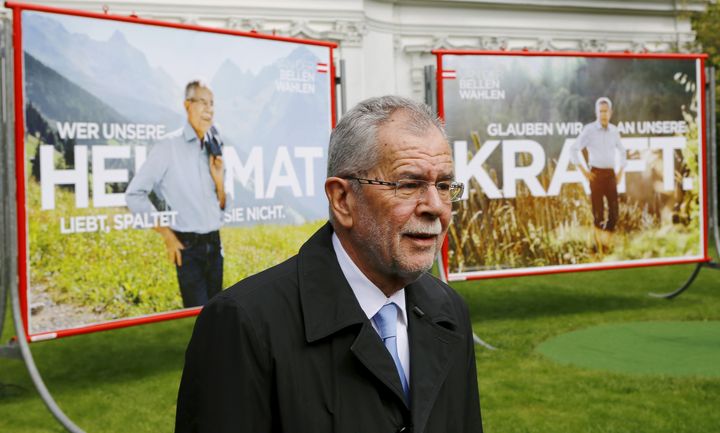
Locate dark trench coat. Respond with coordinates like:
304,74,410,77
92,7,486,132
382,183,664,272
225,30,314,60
176,223,483,433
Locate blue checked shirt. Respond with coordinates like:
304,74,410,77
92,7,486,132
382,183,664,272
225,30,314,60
126,122,223,233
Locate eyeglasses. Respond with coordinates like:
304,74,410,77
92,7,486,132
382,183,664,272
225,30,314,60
187,97,214,109
345,177,464,203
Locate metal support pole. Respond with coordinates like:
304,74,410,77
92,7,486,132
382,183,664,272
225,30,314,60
0,283,6,344
0,40,15,353
709,67,720,255
0,16,9,343
338,58,347,116
0,16,85,433
649,262,703,299
8,269,86,432
424,65,437,114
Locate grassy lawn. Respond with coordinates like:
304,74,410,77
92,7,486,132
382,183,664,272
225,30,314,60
1,259,719,432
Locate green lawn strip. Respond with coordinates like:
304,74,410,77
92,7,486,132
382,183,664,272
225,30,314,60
537,321,720,377
1,260,718,432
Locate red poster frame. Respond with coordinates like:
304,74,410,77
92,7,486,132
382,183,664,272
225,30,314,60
433,49,710,282
6,1,338,342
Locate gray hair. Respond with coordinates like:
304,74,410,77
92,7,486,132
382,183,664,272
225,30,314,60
595,96,612,112
327,95,445,178
185,80,212,100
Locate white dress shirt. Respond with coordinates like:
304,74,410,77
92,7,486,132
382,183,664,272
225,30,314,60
331,233,410,384
570,121,628,170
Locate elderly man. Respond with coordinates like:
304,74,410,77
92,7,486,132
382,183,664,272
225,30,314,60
175,96,483,433
571,96,627,254
126,80,225,308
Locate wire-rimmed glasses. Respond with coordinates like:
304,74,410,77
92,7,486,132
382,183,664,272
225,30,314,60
345,177,464,203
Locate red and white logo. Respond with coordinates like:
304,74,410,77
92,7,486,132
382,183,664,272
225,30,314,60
317,62,329,73
441,69,457,79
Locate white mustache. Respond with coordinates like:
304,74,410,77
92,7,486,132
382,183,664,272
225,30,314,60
401,219,442,236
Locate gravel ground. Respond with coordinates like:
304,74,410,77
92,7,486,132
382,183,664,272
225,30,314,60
28,285,113,335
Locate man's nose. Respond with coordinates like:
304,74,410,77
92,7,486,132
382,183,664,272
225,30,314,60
416,183,447,216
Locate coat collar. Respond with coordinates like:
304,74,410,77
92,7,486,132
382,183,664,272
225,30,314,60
298,222,460,339
298,223,367,342
298,223,465,431
406,275,463,433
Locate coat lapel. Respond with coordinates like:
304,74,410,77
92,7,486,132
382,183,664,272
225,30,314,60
297,223,409,408
350,322,409,407
406,275,464,433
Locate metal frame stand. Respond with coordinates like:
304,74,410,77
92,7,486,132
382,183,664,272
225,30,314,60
335,58,347,118
0,17,85,433
0,10,17,362
1,268,85,433
649,66,720,299
0,237,7,345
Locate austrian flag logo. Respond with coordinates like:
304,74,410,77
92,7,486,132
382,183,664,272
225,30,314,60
316,62,329,73
441,69,456,79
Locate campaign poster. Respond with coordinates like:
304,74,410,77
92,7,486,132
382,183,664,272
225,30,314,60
17,8,335,339
438,52,706,280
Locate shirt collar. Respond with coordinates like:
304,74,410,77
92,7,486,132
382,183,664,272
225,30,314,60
594,120,609,130
183,122,200,144
331,232,407,325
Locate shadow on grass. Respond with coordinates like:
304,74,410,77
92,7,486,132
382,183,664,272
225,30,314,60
450,264,708,323
462,290,652,323
0,383,29,398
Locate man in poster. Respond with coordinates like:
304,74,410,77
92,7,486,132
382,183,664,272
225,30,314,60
126,80,226,308
570,97,627,254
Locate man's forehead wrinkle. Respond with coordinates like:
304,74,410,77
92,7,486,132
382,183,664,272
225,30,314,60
380,140,451,160
385,153,453,179
383,142,452,163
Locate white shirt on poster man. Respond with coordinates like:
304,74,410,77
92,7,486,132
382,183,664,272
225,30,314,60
570,120,628,170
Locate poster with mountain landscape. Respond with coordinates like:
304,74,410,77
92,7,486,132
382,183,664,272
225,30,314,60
437,52,707,281
17,8,335,339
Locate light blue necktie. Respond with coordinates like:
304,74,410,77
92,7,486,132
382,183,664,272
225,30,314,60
373,303,410,401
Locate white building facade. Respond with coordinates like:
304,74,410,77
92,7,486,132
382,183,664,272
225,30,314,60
3,0,711,108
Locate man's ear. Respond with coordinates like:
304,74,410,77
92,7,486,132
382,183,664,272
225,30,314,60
184,100,191,115
325,177,354,229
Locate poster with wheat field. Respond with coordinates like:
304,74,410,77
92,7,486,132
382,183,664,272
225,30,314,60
438,52,707,281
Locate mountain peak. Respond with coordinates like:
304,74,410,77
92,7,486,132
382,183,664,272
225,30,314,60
108,30,127,44
217,58,242,73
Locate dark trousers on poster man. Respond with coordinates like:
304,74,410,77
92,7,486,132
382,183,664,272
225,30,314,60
590,167,619,231
174,230,223,308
